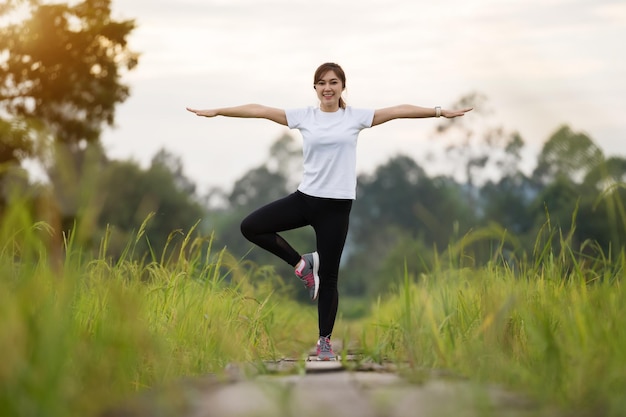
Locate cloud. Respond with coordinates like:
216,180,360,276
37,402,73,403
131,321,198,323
104,0,626,192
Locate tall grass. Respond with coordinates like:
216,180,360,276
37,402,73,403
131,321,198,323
4,189,626,417
0,201,316,417
365,218,626,417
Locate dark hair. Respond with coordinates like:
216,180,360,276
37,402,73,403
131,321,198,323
313,62,347,109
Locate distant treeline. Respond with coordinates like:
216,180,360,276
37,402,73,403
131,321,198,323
1,1,624,301
3,123,624,302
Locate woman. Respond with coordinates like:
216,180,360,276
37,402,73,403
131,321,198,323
187,62,472,361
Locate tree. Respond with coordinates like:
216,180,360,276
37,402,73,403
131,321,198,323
0,118,40,168
352,155,473,249
46,140,109,241
436,93,526,187
96,151,206,260
583,156,626,192
267,133,302,190
524,127,626,256
0,117,41,210
228,166,289,210
226,133,300,210
151,148,197,196
0,0,137,221
343,155,475,296
532,125,604,185
479,172,537,236
0,0,138,153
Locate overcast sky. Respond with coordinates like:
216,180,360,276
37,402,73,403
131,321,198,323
102,0,626,194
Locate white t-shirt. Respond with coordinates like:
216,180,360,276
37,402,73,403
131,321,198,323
286,106,375,200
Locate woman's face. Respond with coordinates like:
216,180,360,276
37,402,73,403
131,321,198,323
314,70,344,110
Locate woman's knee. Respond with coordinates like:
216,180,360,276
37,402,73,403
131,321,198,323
240,216,255,240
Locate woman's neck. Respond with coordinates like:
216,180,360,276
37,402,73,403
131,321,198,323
319,103,340,112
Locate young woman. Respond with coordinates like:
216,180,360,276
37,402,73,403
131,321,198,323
187,62,472,360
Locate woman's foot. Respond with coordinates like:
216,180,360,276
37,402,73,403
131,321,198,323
316,335,336,361
295,251,320,300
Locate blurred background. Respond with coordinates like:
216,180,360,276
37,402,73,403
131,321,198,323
1,0,625,310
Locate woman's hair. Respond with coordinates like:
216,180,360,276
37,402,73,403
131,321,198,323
313,62,347,109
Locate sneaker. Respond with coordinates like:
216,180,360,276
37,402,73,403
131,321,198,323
295,252,319,301
316,336,336,361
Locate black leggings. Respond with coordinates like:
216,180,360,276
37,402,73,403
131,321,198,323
240,190,352,338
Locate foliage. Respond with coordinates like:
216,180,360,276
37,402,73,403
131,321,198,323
0,201,316,417
352,155,475,248
479,172,537,235
95,149,207,260
0,0,138,221
204,123,626,302
0,0,138,152
363,225,626,417
228,165,289,209
533,125,604,185
342,155,475,297
3,135,626,416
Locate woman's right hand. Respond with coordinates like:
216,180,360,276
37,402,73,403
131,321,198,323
186,107,218,117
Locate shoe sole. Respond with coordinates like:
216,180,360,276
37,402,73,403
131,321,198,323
311,251,320,301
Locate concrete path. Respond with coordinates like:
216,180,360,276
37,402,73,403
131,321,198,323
100,350,557,417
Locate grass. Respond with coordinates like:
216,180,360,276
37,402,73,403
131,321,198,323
0,203,317,417
2,197,626,417
362,223,626,417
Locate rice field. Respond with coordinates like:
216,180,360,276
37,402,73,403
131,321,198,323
1,201,625,417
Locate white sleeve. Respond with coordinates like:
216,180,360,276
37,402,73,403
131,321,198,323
285,107,312,129
348,107,375,129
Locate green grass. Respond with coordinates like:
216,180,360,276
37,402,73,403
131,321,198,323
2,198,626,417
362,225,626,417
0,204,317,417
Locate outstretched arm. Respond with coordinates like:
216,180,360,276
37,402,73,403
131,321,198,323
186,104,288,126
372,105,472,127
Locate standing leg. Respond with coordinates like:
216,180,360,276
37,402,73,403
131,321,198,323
305,196,352,338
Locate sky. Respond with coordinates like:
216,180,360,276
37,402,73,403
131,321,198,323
101,0,626,195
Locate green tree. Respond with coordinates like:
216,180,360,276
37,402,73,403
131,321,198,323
0,0,138,150
583,156,626,191
532,125,604,185
479,172,536,236
352,155,473,249
45,140,108,243
528,126,626,256
267,133,302,190
96,150,206,260
228,166,289,210
344,155,474,297
0,0,137,211
151,148,198,196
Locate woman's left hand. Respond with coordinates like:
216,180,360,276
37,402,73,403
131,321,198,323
442,107,473,118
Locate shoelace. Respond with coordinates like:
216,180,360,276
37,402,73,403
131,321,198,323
301,273,314,287
318,337,333,353
296,261,314,288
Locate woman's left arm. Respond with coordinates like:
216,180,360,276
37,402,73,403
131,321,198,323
371,104,473,126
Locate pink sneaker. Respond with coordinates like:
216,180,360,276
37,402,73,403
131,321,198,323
316,336,336,361
295,252,320,300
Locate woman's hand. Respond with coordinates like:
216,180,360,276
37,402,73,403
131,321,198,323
185,104,288,125
442,107,473,118
186,107,218,117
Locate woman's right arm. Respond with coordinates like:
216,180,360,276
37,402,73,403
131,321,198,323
186,104,288,126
